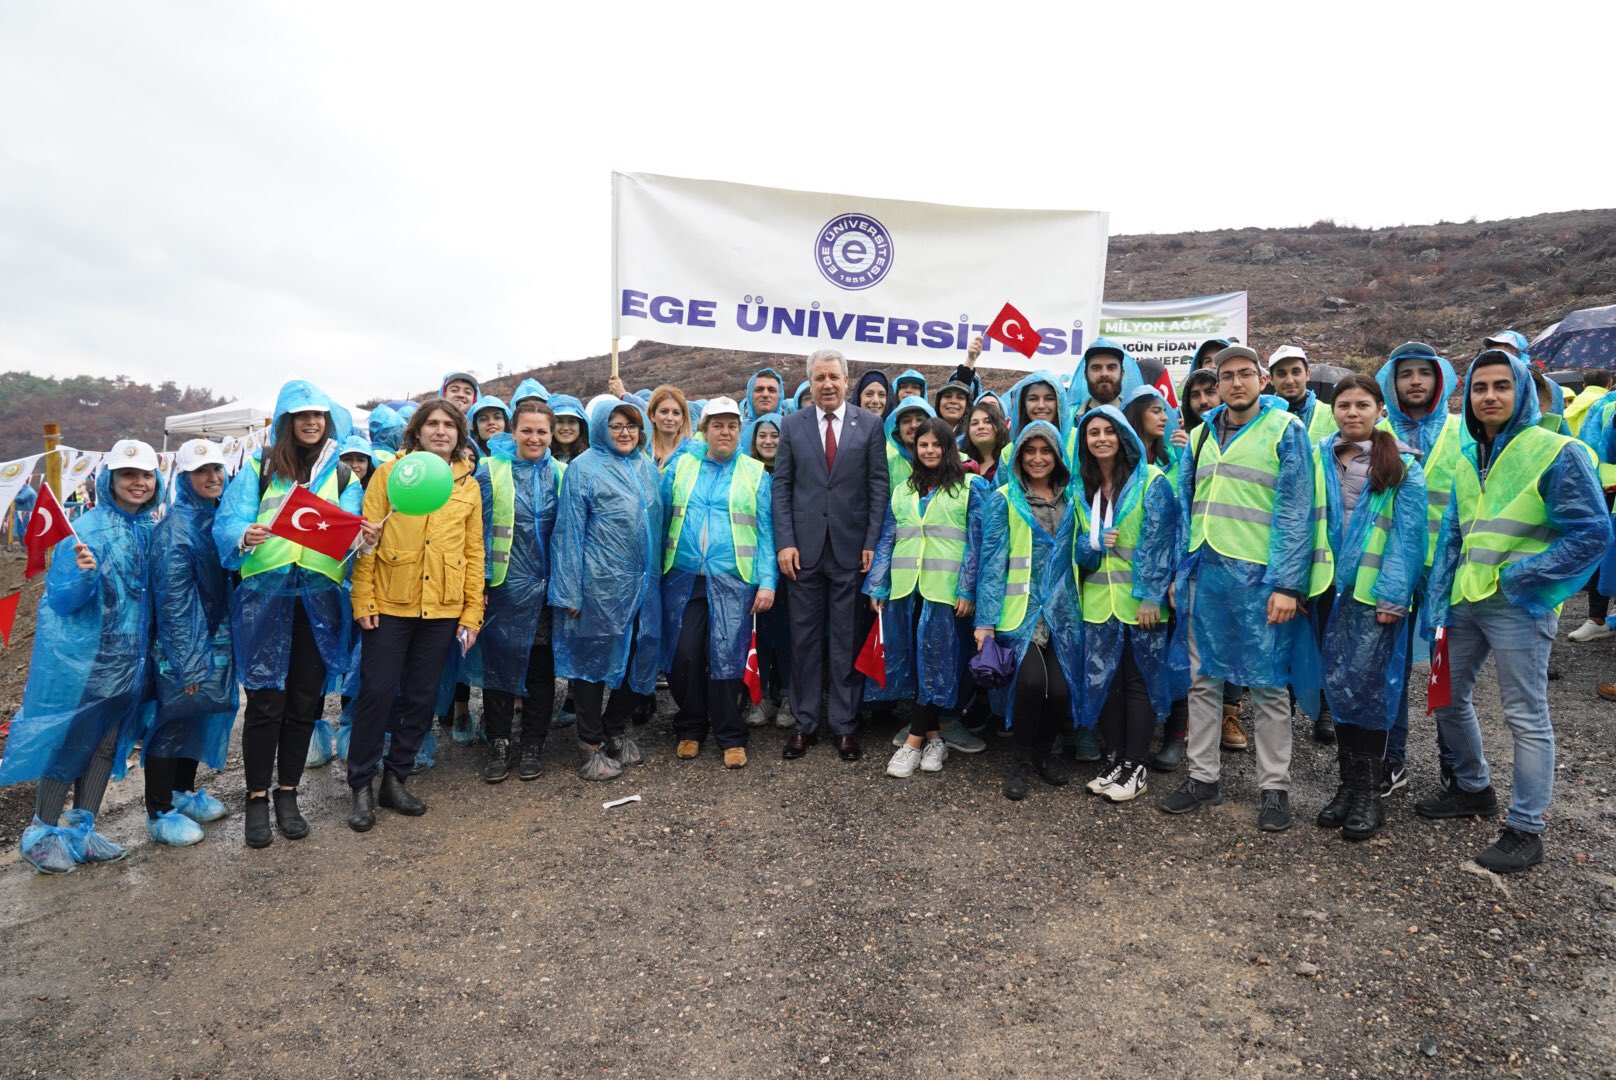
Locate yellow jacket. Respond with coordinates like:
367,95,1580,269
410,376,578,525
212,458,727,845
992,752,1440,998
1566,384,1607,437
351,455,485,627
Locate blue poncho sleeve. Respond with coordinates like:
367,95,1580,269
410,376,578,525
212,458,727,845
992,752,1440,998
975,492,1009,629
1500,444,1612,617
153,517,215,687
862,506,898,601
957,479,986,603
1134,475,1179,605
1264,421,1316,595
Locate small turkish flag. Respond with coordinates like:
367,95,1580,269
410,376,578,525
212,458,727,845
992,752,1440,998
986,302,1043,360
24,484,74,579
1425,628,1450,714
743,627,762,705
267,483,364,562
854,612,887,688
0,590,19,648
1153,368,1180,409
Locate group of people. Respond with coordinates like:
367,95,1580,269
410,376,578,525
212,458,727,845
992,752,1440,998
8,331,1614,877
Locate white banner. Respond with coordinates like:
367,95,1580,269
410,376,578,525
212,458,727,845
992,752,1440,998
59,448,105,493
1099,292,1248,385
612,172,1109,374
0,454,42,521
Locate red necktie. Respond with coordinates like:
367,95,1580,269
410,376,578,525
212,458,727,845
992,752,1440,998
824,411,838,473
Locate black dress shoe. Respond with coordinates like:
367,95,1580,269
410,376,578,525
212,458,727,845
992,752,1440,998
1148,736,1187,773
348,786,376,833
782,732,817,759
272,788,309,839
378,772,427,816
836,735,862,761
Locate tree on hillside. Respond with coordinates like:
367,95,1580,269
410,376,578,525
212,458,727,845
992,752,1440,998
0,372,229,461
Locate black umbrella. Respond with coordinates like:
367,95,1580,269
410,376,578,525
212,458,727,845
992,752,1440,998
1305,363,1356,404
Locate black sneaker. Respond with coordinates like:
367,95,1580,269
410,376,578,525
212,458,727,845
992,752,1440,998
516,740,544,781
1475,827,1544,874
482,738,512,783
1380,761,1408,797
1036,753,1071,787
1414,784,1499,820
1439,762,1457,793
1002,759,1031,801
1158,777,1223,815
1257,789,1292,832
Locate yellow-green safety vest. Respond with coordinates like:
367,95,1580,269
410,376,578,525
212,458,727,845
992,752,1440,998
994,492,1035,632
1074,466,1164,625
1188,409,1332,596
1339,480,1400,606
664,452,764,585
1306,400,1338,442
486,457,517,587
240,457,346,584
1451,426,1582,605
888,481,970,603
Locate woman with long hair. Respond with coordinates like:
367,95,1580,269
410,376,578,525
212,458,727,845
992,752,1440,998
867,418,987,777
468,395,511,460
214,382,368,849
549,395,591,463
346,398,485,831
1071,407,1181,803
974,421,1084,801
646,385,694,472
1314,373,1426,840
743,411,793,730
963,399,1011,485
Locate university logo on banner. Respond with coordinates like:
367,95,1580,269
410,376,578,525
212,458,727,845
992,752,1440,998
612,172,1109,375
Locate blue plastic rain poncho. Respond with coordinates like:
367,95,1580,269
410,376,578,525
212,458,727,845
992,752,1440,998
1121,384,1184,481
1425,351,1612,631
367,404,405,453
12,481,35,539
659,440,778,679
146,469,238,768
743,366,787,421
1071,406,1183,724
468,394,512,457
1177,398,1318,689
339,433,392,473
863,464,986,711
1316,432,1427,731
466,433,562,694
1069,338,1145,414
892,368,929,405
1004,371,1073,446
973,421,1084,731
791,381,812,412
548,394,588,462
549,399,664,692
0,467,162,787
1577,389,1616,456
1376,343,1459,459
864,398,939,700
510,378,550,406
214,381,363,690
396,401,419,422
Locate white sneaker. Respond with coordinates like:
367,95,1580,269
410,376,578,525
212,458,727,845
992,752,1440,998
886,743,923,778
774,701,796,730
1568,619,1612,643
745,704,768,728
1103,762,1149,802
920,738,947,773
1086,758,1126,795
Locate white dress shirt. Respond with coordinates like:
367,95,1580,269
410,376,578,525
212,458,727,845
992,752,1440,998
818,401,847,454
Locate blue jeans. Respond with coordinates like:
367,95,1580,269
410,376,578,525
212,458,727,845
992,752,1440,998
1432,596,1557,834
1388,598,1453,768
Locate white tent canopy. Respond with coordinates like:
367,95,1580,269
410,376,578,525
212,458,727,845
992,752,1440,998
163,402,270,440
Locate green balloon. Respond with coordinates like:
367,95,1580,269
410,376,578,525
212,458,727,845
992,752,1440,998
387,451,453,515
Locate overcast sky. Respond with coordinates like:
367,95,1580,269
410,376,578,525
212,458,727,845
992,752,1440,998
2,2,1609,410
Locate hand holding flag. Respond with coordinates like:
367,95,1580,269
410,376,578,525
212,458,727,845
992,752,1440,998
267,483,365,562
24,483,75,579
986,302,1044,360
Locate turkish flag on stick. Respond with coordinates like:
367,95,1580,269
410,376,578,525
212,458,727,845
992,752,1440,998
986,302,1044,360
854,611,886,688
24,483,75,579
1425,627,1451,714
1153,368,1180,409
267,483,365,562
743,623,763,705
0,590,19,647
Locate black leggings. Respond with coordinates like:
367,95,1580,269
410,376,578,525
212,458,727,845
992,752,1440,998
35,725,121,824
484,639,556,743
1098,640,1154,764
242,600,326,792
572,619,649,747
1011,642,1071,759
1336,722,1388,758
144,757,200,817
908,703,941,739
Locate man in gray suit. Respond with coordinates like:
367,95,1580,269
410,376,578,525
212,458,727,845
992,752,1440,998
772,348,889,761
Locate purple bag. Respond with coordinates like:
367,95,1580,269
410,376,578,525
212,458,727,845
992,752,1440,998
967,635,1017,689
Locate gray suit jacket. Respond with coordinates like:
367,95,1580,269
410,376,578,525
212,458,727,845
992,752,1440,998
772,402,888,571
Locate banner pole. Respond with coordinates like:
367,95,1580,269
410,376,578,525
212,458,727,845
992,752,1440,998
611,338,620,380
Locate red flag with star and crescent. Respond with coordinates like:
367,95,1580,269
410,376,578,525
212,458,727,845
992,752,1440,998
1425,627,1450,714
854,612,886,688
267,483,364,562
986,302,1043,360
743,628,763,705
24,483,75,579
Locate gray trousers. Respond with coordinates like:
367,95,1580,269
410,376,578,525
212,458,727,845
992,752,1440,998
1185,579,1292,792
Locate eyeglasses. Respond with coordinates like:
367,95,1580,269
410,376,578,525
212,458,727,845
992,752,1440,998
607,423,638,435
1217,369,1262,384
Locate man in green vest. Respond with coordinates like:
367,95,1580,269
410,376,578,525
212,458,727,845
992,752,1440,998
1159,346,1326,832
1268,346,1338,443
1417,349,1611,873
660,397,777,769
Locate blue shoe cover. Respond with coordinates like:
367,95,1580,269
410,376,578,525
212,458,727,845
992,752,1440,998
60,809,128,864
451,711,484,745
553,710,577,729
334,719,351,761
412,728,438,773
306,719,336,766
173,788,227,823
146,809,205,847
20,818,77,874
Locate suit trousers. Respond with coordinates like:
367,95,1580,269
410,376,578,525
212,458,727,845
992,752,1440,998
787,552,863,736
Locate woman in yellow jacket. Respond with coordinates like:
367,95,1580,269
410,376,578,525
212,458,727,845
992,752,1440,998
345,399,485,832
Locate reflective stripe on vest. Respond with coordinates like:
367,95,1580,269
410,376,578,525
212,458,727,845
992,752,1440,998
1420,413,1464,568
663,452,764,584
1075,466,1163,625
240,458,346,584
1451,425,1571,605
888,481,970,603
995,493,1035,632
487,457,516,587
1341,488,1397,606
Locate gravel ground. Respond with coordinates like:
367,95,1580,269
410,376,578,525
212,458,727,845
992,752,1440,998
1,596,1613,1078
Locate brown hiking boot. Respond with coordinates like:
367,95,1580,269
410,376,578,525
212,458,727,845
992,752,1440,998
1220,705,1248,751
723,747,747,769
676,739,701,760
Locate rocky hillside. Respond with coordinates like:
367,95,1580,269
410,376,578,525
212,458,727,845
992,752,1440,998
482,208,1616,403
0,373,228,463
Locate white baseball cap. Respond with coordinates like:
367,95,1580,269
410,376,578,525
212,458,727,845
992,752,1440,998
107,439,160,472
1267,346,1309,367
175,438,228,472
702,396,742,420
